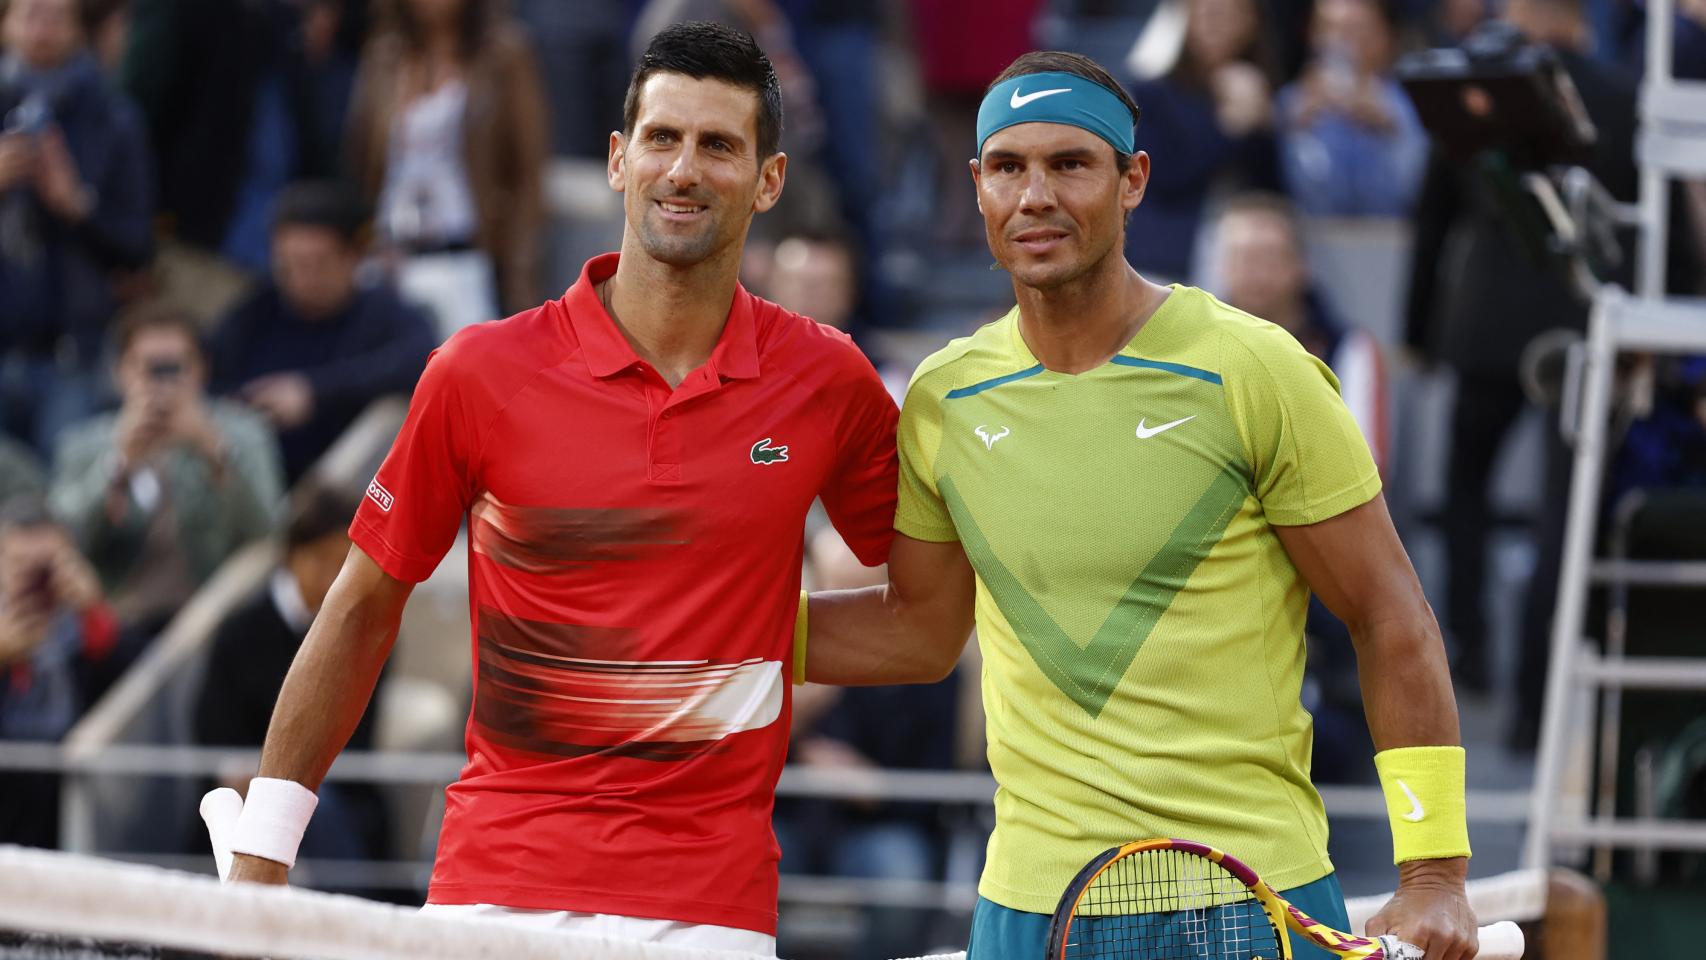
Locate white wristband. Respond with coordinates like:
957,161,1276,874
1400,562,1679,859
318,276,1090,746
227,777,318,868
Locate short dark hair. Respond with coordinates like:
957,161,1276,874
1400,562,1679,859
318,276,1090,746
113,300,203,359
272,180,370,247
284,479,363,553
624,21,783,159
987,51,1143,172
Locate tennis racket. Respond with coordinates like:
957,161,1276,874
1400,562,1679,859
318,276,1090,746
1046,838,1524,960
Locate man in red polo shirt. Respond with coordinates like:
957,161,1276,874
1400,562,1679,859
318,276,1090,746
209,22,897,953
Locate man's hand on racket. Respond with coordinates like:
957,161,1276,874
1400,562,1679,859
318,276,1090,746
1365,858,1478,960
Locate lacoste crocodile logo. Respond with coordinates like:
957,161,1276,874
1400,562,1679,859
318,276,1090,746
750,438,790,465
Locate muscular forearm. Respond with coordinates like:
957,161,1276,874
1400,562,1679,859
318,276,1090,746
255,558,408,789
1353,611,1473,924
1275,499,1470,949
1351,608,1461,751
804,585,971,686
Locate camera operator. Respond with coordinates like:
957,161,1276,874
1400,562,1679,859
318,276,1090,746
49,304,284,635
0,494,122,847
1402,0,1638,745
0,0,153,456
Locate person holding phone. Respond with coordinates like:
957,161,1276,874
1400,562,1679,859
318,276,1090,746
0,0,154,456
0,494,120,847
49,303,284,634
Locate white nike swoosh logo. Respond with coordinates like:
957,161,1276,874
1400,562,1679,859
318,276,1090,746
1398,779,1426,822
1010,87,1071,109
1134,415,1196,439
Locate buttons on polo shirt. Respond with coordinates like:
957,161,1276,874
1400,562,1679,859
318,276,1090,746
651,399,684,484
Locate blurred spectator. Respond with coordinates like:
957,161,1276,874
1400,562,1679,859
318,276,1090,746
1404,0,1637,728
779,526,959,960
508,0,625,159
911,0,1044,248
1421,0,1492,44
763,231,858,331
0,432,43,504
1212,191,1387,782
49,303,284,634
1125,0,1280,281
1277,0,1429,216
346,0,548,332
757,227,917,400
299,0,367,177
209,181,435,483
1608,357,1706,506
192,479,391,862
1596,0,1706,73
775,1,886,320
123,0,341,319
1214,192,1389,469
83,0,127,75
0,0,153,456
1677,0,1706,76
0,495,124,847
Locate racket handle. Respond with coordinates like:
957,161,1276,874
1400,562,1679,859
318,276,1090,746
1473,921,1525,960
1379,921,1525,960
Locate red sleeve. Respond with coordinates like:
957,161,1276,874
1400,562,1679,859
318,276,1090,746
349,340,485,582
819,348,900,567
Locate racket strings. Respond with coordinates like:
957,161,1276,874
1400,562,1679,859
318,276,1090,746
1063,849,1286,960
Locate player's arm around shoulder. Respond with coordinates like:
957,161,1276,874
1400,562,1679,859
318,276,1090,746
804,532,977,687
803,343,979,687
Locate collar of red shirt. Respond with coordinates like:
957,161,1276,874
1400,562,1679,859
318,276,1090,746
564,252,761,382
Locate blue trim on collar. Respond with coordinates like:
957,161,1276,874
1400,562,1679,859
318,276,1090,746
1110,356,1223,385
945,364,1047,399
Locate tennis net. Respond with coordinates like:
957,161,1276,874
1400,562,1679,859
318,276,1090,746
0,845,1548,960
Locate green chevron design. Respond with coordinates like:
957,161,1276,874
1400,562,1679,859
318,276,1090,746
940,468,1249,718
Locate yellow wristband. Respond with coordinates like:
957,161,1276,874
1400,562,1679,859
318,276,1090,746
1373,745,1472,864
792,590,809,685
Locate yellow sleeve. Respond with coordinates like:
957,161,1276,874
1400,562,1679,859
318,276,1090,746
1222,326,1382,526
894,375,959,543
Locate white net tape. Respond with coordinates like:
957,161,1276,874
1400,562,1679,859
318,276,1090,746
0,846,953,960
0,846,1548,960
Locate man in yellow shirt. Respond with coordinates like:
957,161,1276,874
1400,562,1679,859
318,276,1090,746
803,50,1479,960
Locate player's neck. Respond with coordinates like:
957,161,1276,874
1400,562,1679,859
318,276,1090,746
605,242,743,388
1013,257,1170,375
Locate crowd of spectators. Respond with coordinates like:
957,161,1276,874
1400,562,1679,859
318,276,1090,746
1,0,1705,955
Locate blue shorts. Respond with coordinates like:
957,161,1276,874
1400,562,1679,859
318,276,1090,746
966,871,1350,960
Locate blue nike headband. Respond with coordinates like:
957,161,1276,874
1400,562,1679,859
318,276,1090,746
976,71,1137,158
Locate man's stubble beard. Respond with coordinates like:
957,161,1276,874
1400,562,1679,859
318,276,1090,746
635,211,725,267
1005,229,1121,294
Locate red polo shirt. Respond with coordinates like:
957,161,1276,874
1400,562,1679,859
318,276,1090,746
349,253,898,933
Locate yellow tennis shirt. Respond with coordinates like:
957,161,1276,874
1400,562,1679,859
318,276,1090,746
896,286,1383,913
